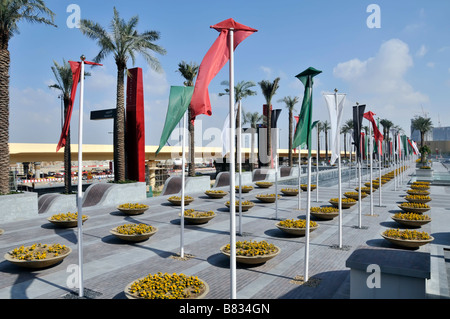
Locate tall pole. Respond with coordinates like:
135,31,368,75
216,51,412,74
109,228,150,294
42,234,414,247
77,56,85,298
304,76,312,282
228,28,237,299
335,89,343,248
238,101,242,235
369,124,374,216
180,112,186,259
275,127,279,219
298,146,301,210
316,128,319,202
378,141,382,206
356,104,362,229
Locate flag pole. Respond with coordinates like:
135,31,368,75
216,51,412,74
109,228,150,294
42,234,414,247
335,89,343,248
238,101,242,235
316,128,319,202
180,111,186,259
77,55,85,298
275,127,279,219
369,124,374,216
228,28,237,300
304,76,312,282
356,104,362,229
298,145,301,210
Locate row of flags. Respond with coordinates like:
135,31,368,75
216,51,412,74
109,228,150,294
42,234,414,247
55,17,420,299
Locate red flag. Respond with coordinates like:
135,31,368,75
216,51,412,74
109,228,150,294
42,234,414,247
56,60,102,152
363,111,383,143
189,18,257,122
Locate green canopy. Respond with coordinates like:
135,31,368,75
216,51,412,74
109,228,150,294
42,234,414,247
292,67,322,156
155,86,194,156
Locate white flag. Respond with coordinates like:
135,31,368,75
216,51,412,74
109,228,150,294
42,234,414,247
323,92,346,165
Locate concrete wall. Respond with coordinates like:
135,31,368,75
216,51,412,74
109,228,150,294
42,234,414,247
0,191,38,223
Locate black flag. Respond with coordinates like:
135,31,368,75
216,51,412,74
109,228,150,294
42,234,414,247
352,104,366,162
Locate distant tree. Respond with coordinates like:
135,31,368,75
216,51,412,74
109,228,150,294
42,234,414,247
341,119,354,160
411,116,433,164
80,7,166,182
258,78,280,167
0,0,56,194
278,96,299,167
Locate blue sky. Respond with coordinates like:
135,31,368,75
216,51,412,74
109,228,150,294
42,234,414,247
8,0,450,150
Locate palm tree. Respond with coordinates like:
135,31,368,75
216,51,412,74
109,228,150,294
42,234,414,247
79,7,166,182
322,120,331,164
49,59,89,194
341,119,353,160
243,111,263,170
258,77,280,168
411,116,433,164
316,121,323,164
0,0,55,194
177,61,199,177
219,80,257,167
278,96,299,167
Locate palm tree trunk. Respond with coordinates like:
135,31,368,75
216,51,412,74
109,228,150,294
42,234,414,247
288,110,293,167
188,108,195,177
0,48,10,194
115,64,126,182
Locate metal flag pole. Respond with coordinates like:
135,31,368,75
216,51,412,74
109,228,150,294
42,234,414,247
335,89,343,248
228,28,237,299
238,101,243,235
356,104,362,229
379,140,382,206
304,76,312,282
369,124,374,216
316,128,319,202
76,56,86,298
180,111,186,259
298,146,301,210
275,127,279,219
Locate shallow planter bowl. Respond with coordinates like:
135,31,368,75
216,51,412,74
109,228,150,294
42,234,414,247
47,216,88,228
276,222,319,236
167,198,194,206
235,187,253,193
225,202,254,212
280,189,299,196
300,185,316,191
329,200,356,209
117,205,149,215
310,211,339,220
255,195,279,203
124,276,209,299
204,191,227,199
405,197,431,204
180,213,216,224
255,182,273,188
391,216,431,228
344,193,368,200
398,204,430,214
220,244,280,265
381,233,434,248
110,226,158,242
4,246,72,269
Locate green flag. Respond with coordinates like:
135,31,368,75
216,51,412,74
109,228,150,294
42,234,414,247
155,86,194,156
292,67,322,156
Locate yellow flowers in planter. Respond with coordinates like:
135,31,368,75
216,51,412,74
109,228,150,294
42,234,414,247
393,213,430,221
49,212,87,221
279,219,317,228
405,195,431,201
400,202,430,209
235,185,253,190
168,196,193,201
382,229,431,241
184,209,214,218
118,203,148,209
205,190,226,194
330,198,356,203
10,243,68,261
115,223,155,235
256,194,281,198
407,189,429,195
281,188,298,192
225,200,253,206
223,240,277,257
310,206,338,213
128,272,205,299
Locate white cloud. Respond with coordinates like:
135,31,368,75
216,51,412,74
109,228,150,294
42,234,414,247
143,67,169,97
333,38,429,132
260,66,272,79
426,62,435,68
